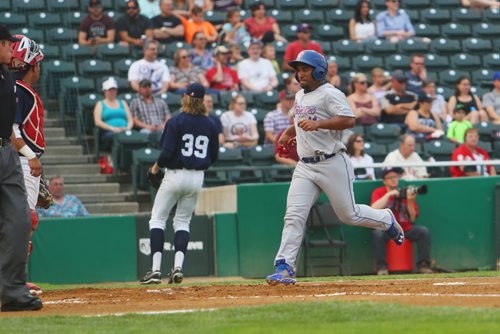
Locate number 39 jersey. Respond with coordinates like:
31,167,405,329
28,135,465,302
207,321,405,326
157,112,220,170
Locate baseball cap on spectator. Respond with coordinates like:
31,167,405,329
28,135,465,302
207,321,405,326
185,83,205,99
493,72,500,81
297,23,312,33
249,38,263,48
215,45,230,55
0,25,20,42
391,70,407,83
102,77,118,91
279,89,295,100
418,92,434,103
454,103,466,113
381,167,404,179
139,79,152,87
88,0,101,6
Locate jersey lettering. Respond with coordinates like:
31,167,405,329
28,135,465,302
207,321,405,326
181,134,209,158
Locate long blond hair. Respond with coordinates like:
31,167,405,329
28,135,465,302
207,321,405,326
181,95,207,116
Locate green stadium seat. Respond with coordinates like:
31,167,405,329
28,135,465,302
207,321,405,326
431,38,461,55
12,0,46,13
207,147,244,185
12,28,44,43
385,54,411,71
315,24,344,41
255,90,279,110
112,131,151,174
161,93,183,111
58,76,96,124
353,55,384,72
46,27,78,45
423,140,456,161
0,13,27,29
403,0,431,9
96,43,131,61
484,8,500,23
131,148,161,196
204,10,226,25
442,23,472,39
42,59,77,99
424,54,449,71
293,9,324,24
366,123,402,145
482,53,500,68
281,24,300,41
414,23,441,39
439,69,469,86
78,93,102,135
398,38,430,54
333,39,364,56
452,7,483,24
267,9,293,24
401,9,420,22
248,108,269,123
78,59,114,78
475,122,500,143
48,0,80,12
471,69,495,87
365,39,398,56
494,38,500,50
362,142,388,163
434,0,461,8
239,9,251,21
117,92,136,105
96,0,114,11
62,43,96,61
450,53,482,70
245,0,275,9
325,55,351,72
39,44,60,60
64,11,84,30
371,0,388,10
245,145,275,166
325,9,353,26
317,40,332,54
462,38,493,55
435,86,454,100
310,0,340,10
277,0,305,10
28,12,62,29
0,1,12,11
470,86,488,99
114,58,134,77
421,8,451,24
473,23,500,38
478,141,493,155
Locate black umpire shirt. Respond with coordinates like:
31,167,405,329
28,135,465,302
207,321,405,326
0,64,16,138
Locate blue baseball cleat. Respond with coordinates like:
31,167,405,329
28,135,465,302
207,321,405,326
385,209,404,246
266,259,296,285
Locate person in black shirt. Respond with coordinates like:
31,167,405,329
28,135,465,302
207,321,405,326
0,25,42,312
140,83,219,285
380,70,418,128
116,0,154,47
151,0,185,45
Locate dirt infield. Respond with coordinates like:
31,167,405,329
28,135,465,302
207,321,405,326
2,276,500,317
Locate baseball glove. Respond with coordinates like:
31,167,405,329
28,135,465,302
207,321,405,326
36,177,54,209
277,137,297,158
147,167,165,189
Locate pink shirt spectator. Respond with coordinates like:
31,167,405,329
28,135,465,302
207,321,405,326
283,41,323,65
244,16,276,39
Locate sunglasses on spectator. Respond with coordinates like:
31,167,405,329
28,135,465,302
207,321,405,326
180,55,189,59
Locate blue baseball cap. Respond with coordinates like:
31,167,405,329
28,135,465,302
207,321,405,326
493,72,500,81
185,83,205,99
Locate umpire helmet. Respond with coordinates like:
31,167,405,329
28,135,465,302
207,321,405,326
288,50,327,81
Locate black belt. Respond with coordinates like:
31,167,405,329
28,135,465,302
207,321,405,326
301,153,336,164
0,137,10,148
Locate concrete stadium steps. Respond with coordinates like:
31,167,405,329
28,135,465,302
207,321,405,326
52,174,109,184
44,118,61,127
43,145,83,155
63,183,120,195
44,127,65,137
41,155,95,165
85,202,139,215
45,137,80,146
43,164,100,176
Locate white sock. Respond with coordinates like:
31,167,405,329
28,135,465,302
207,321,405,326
152,252,162,272
174,251,184,270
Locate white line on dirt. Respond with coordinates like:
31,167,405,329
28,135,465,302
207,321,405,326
84,308,217,317
44,298,85,305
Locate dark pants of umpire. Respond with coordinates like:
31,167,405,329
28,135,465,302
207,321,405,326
0,145,32,306
373,225,431,270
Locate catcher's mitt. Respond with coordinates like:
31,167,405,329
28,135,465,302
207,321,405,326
36,177,54,209
277,137,296,158
147,167,165,189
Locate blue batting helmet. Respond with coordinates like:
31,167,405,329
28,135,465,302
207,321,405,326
288,50,327,81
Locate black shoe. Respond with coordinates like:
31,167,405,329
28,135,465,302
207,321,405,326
140,270,161,284
1,296,43,312
167,267,183,284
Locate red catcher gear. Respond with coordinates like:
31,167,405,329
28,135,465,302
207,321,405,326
16,80,45,151
8,34,44,71
31,209,39,231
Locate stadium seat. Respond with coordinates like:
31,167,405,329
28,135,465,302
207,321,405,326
281,24,300,41
77,93,102,135
325,9,353,26
452,7,483,24
403,0,431,8
421,8,451,24
333,39,364,56
401,9,420,22
434,0,461,8
161,93,182,111
473,23,500,38
28,12,62,29
276,0,305,10
97,0,114,11
442,23,472,39
475,122,499,143
255,90,279,110
439,69,470,86
131,148,161,196
325,55,351,72
244,145,276,166
207,147,245,185
114,58,134,77
450,53,482,70
96,43,131,61
12,28,44,43
362,142,388,163
0,1,11,11
366,123,402,145
310,0,340,10
431,38,461,55
64,11,84,29
462,38,493,55
112,131,151,174
245,0,275,9
484,8,500,23
62,44,96,61
317,40,333,54
493,38,500,50
353,55,384,72
471,86,488,100
315,24,344,41
42,60,77,99
435,86,454,100
46,27,78,45
414,23,441,39
385,54,411,71
293,9,324,24
365,39,398,56
0,13,27,29
398,38,430,54
48,0,80,12
482,53,500,68
424,54,449,71
39,44,60,60
248,107,269,123
204,10,226,25
471,69,495,87
423,140,457,161
267,9,293,24
12,0,46,13
58,76,96,124
78,59,114,78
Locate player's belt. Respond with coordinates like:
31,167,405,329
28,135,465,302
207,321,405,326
301,153,336,164
0,138,11,148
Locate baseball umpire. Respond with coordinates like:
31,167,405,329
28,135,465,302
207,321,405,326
141,83,219,285
267,50,405,285
0,25,42,311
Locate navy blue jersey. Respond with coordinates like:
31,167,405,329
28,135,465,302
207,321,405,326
157,112,219,170
208,113,223,135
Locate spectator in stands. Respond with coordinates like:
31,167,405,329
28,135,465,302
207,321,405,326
371,167,432,275
130,79,170,133
211,0,242,11
462,0,500,9
383,134,428,180
37,176,90,218
451,128,497,177
238,39,278,93
448,76,488,125
206,45,239,92
93,78,134,151
222,9,251,46
380,70,417,127
376,0,415,43
152,0,185,45
368,67,390,102
447,104,473,144
170,48,210,94
172,0,190,17
283,23,323,72
274,111,298,167
182,5,218,44
405,54,427,95
326,60,349,96
227,42,244,68
347,73,380,126
422,79,450,124
78,0,115,46
188,32,214,70
203,94,225,145
283,76,301,95
220,94,259,148
116,0,154,47
262,44,280,75
346,134,375,180
128,40,170,94
244,1,286,44
348,0,376,43
482,72,500,124
264,90,295,144
405,92,444,142
139,0,161,18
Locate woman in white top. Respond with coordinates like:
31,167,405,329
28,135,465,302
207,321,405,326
422,79,450,124
347,73,381,126
346,134,376,180
349,0,376,43
220,94,259,148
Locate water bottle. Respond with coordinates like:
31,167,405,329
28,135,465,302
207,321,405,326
470,106,477,113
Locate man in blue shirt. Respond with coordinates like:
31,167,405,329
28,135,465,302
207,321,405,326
376,0,415,43
405,54,427,95
37,176,89,218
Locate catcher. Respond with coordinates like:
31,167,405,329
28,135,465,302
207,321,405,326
8,35,51,295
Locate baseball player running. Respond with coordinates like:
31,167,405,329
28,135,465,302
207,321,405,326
267,50,404,285
8,35,46,294
141,83,219,285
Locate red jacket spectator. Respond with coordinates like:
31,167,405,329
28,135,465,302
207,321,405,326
283,23,323,72
450,128,496,177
